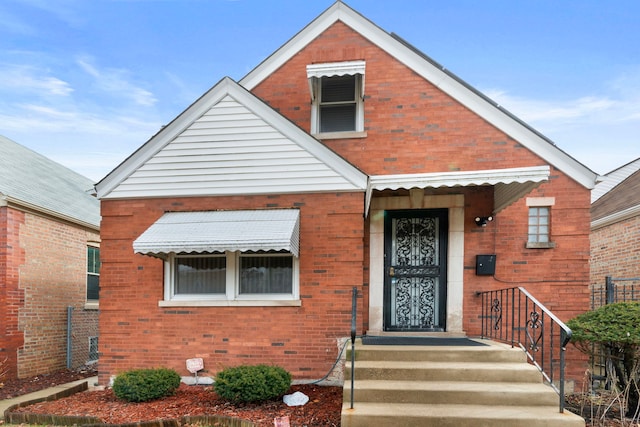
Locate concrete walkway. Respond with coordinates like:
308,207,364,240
0,376,98,417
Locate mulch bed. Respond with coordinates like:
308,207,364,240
6,382,343,427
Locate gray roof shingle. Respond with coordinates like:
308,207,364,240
0,135,100,228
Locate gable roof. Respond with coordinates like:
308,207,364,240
95,77,367,199
591,159,640,229
0,135,100,229
591,158,640,203
240,1,598,190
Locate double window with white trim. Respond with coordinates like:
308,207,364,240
133,209,301,306
166,251,298,302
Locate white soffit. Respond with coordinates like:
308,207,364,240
133,209,300,258
366,165,550,214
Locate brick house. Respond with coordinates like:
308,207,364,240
590,159,640,283
0,135,101,380
95,2,598,385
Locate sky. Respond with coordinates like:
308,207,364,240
1,0,639,182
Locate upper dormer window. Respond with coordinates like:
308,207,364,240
307,61,365,137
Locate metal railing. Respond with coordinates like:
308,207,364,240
478,287,572,413
591,276,640,309
349,286,357,409
589,276,640,388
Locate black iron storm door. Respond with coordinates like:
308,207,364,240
383,209,448,331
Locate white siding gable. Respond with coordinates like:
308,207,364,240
97,78,367,199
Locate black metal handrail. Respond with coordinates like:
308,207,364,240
350,286,357,409
477,287,572,413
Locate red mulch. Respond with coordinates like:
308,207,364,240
0,368,95,400
4,372,342,427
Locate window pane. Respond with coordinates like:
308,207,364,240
87,274,99,300
321,75,355,102
176,257,225,294
88,336,99,361
320,104,356,132
87,247,100,274
240,256,293,294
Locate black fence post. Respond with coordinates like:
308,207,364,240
605,276,614,304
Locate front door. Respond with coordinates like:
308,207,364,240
384,209,448,331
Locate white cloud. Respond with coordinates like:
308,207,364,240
481,77,640,174
0,65,73,96
77,57,157,107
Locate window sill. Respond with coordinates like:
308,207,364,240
158,299,302,307
313,131,367,140
525,241,556,249
84,301,99,310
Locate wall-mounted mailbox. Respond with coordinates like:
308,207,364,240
476,254,496,276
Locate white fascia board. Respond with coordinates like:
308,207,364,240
239,2,597,190
591,204,640,230
96,78,237,199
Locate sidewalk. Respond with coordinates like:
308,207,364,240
0,376,98,417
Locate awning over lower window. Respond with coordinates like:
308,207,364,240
366,166,550,214
133,209,300,258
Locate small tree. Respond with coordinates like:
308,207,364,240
567,302,640,418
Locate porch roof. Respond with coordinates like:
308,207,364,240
133,209,300,258
365,165,550,214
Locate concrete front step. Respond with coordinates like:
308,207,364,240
341,338,585,426
346,360,544,383
344,379,559,406
351,341,528,363
341,402,586,427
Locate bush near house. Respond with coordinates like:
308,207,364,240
214,365,291,403
567,302,640,417
112,368,181,402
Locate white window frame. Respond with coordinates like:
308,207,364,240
85,245,100,309
160,251,300,307
307,60,366,138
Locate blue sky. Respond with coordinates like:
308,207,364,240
1,0,638,182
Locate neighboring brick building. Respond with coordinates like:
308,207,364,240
590,159,640,284
95,2,597,385
0,135,100,379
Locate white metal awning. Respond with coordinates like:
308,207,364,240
306,60,366,101
133,209,300,258
366,166,550,214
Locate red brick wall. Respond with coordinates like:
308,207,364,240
0,205,99,379
251,21,591,381
591,216,640,284
98,20,591,385
253,21,545,175
98,193,365,384
253,22,591,323
0,206,25,379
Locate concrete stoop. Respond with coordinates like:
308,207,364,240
341,338,585,427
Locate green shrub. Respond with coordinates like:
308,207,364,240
214,364,291,403
112,368,181,402
568,302,640,417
